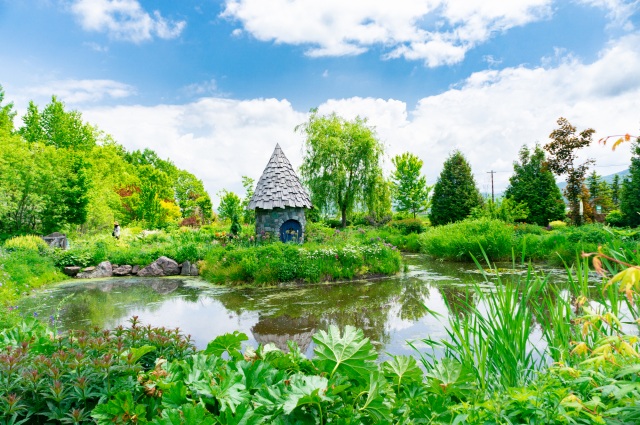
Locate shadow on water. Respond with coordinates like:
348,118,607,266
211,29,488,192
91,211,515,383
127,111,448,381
18,254,597,359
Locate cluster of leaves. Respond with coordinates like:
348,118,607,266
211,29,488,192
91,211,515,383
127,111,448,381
0,316,195,424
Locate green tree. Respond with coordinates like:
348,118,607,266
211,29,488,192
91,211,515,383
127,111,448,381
620,140,640,227
241,176,255,224
298,111,383,228
429,151,482,226
586,171,614,214
544,117,595,225
218,190,243,223
611,174,620,207
20,96,98,151
391,152,432,218
504,145,565,226
366,174,393,225
0,86,16,136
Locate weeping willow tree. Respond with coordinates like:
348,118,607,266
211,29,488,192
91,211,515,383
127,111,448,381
298,111,383,227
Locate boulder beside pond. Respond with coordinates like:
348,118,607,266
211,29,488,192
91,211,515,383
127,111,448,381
63,266,81,277
76,261,113,279
180,260,199,276
138,256,180,277
113,265,133,276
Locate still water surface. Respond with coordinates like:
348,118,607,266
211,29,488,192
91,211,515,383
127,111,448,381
19,255,575,359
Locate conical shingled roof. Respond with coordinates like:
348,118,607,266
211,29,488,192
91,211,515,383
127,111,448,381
248,144,312,210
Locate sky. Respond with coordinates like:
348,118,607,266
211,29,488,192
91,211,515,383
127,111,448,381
1,0,639,199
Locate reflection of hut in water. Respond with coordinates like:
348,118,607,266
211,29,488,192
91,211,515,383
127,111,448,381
251,315,318,352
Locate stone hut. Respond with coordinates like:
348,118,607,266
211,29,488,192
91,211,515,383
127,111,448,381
248,144,312,242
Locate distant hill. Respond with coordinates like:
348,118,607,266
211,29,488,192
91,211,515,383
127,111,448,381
557,169,629,190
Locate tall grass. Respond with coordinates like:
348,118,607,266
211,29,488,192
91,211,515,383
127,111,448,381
417,258,544,391
419,218,515,261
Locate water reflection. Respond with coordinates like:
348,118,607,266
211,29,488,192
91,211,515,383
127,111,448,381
18,255,595,358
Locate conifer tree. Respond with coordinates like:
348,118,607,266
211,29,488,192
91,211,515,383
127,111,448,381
620,140,640,227
429,151,482,226
505,145,565,226
611,174,620,207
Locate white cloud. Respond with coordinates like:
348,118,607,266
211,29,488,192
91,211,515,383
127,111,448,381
83,98,307,199
577,0,640,30
71,35,640,201
21,79,135,104
70,0,186,42
221,0,553,66
182,79,220,97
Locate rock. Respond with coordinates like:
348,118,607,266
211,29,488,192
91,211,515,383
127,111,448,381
63,266,81,277
189,263,199,276
137,262,164,277
156,256,180,276
180,260,191,276
113,265,132,276
131,265,140,275
76,261,112,279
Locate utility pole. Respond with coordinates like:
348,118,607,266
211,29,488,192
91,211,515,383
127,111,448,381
487,170,496,203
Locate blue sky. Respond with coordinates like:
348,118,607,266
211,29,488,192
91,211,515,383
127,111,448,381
1,0,639,197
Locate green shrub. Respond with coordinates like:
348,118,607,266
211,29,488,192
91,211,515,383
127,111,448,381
420,219,514,261
548,220,567,229
389,218,426,234
3,235,50,254
0,249,65,305
201,241,401,285
513,223,545,236
605,209,625,227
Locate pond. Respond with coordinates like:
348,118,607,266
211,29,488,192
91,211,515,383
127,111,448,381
18,255,586,360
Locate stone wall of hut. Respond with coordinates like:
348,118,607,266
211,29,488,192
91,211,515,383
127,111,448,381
255,207,306,241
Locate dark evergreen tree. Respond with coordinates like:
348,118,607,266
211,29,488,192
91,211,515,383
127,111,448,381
504,145,565,226
429,151,482,226
620,140,640,227
611,174,620,207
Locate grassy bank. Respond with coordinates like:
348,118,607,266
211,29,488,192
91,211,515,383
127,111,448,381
2,244,639,424
418,218,640,264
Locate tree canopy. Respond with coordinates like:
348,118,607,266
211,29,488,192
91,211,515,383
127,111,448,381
544,117,595,225
298,111,383,227
620,140,640,227
391,152,432,218
429,151,482,226
504,145,565,226
0,88,213,238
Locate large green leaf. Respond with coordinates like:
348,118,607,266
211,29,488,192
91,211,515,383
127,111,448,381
358,371,393,423
282,374,331,415
238,360,285,393
219,402,266,425
312,325,377,379
382,355,423,390
191,368,248,414
425,358,474,397
204,331,249,360
150,404,215,425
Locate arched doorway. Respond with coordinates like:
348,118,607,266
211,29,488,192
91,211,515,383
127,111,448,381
279,219,302,243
